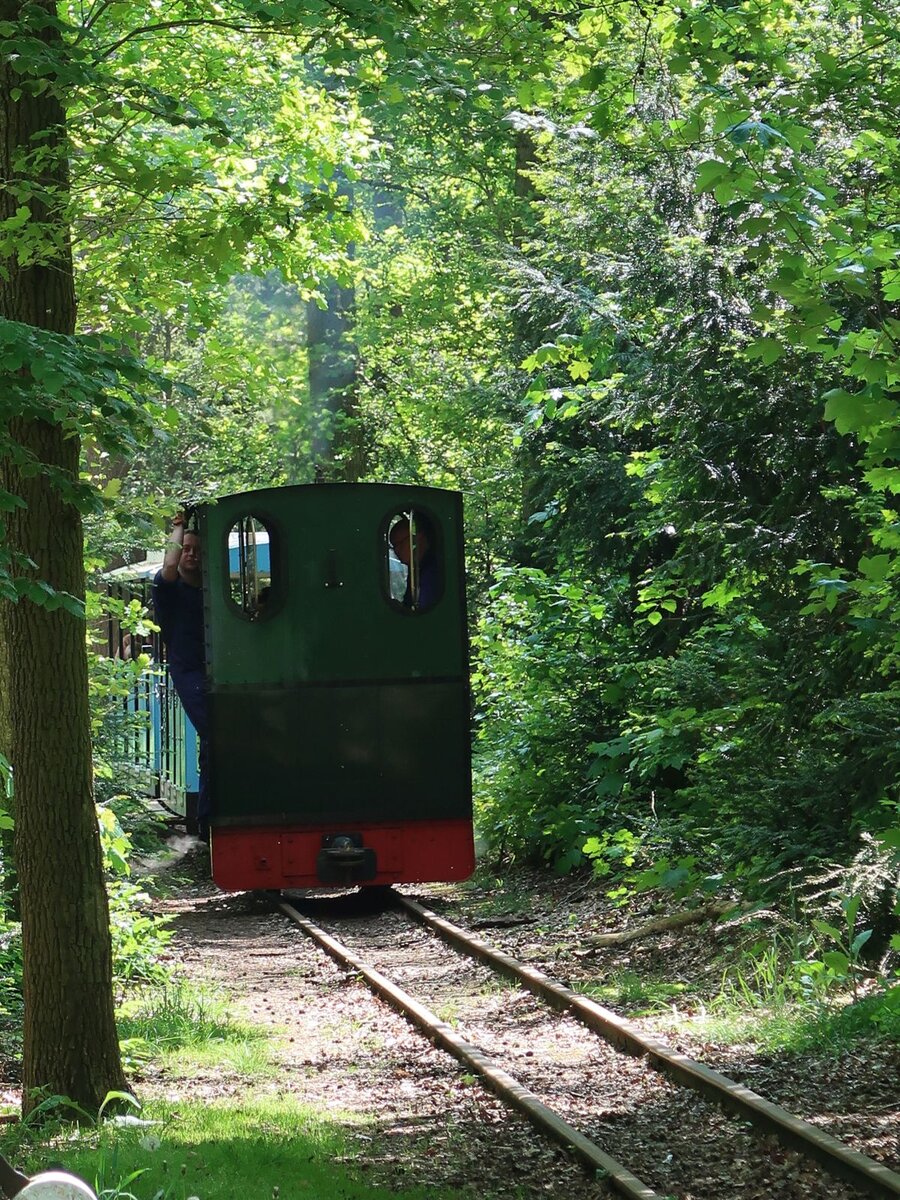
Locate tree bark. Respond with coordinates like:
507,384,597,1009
307,155,364,482
307,273,363,480
0,0,128,1113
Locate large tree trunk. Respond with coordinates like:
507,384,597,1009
0,0,128,1113
307,274,363,480
307,161,364,482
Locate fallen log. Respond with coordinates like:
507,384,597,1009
584,901,737,948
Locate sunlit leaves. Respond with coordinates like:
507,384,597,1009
55,0,379,336
0,319,176,448
0,317,187,602
725,120,785,148
822,386,897,439
474,0,900,875
695,159,729,192
745,337,783,366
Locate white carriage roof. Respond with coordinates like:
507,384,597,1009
104,551,164,581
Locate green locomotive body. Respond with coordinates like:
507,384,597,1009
203,483,475,888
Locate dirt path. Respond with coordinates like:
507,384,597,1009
148,868,600,1200
142,848,899,1199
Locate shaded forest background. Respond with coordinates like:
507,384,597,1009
3,0,900,915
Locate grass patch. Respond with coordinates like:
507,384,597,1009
575,970,688,1015
10,1095,454,1200
118,983,271,1077
649,939,900,1055
673,984,900,1055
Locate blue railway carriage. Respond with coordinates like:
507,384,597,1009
105,560,201,825
109,482,476,890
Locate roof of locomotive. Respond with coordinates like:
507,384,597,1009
104,481,456,582
209,481,461,504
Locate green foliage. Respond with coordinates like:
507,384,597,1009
459,0,900,897
472,565,611,869
630,855,724,902
694,936,900,1054
582,831,641,881
0,755,13,832
100,831,173,991
0,922,24,1066
0,322,181,608
3,0,384,602
7,0,900,926
27,1095,463,1200
85,622,174,990
98,807,134,879
810,895,874,997
0,793,172,1065
723,940,823,1012
86,592,153,768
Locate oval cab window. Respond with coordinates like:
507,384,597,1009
386,510,440,612
227,516,273,619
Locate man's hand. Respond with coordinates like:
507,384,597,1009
162,513,186,581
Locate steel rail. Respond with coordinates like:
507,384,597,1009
278,900,663,1200
396,893,900,1200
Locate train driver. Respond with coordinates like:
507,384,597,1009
152,512,210,840
389,514,438,610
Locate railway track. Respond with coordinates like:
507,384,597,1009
278,890,900,1200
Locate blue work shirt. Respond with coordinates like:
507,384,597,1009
152,570,205,677
404,553,439,611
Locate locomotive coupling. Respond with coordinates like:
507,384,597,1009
317,833,377,884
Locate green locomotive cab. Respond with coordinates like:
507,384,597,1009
203,483,475,889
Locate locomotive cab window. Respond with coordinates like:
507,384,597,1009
227,515,274,619
385,509,441,612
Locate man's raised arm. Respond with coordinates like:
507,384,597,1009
160,513,185,583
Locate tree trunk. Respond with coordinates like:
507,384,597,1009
307,274,363,480
0,0,128,1113
307,166,364,482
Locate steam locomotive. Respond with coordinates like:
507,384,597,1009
106,483,475,891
